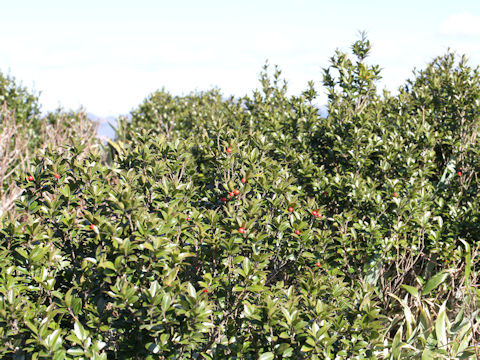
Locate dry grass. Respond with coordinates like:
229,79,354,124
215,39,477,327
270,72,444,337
0,104,29,215
40,111,99,153
0,104,99,216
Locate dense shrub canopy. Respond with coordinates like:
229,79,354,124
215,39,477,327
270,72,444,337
1,36,480,359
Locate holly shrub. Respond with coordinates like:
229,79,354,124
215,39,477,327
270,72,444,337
1,34,480,359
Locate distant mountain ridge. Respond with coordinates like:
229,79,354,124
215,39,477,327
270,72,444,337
87,113,119,140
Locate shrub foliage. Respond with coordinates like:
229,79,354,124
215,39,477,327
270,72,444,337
1,35,480,359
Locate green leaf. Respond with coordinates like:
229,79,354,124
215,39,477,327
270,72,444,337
259,352,274,360
60,184,72,199
435,302,448,349
421,348,435,360
401,285,419,298
422,271,448,295
107,139,125,157
390,293,414,339
161,293,171,312
67,347,85,356
247,284,264,292
73,321,88,341
146,342,160,354
459,239,472,284
99,261,116,272
149,280,160,298
44,329,62,350
300,345,313,352
25,320,38,335
15,248,29,260
392,326,402,360
71,298,82,316
186,282,197,299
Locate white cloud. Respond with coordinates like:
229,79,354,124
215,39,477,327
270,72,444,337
439,13,480,36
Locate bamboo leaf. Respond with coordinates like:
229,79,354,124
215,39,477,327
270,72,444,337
401,284,419,298
422,271,448,295
435,302,448,349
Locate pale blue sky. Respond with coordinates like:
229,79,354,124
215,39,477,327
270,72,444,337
1,1,479,117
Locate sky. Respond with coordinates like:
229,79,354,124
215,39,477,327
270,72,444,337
1,0,480,118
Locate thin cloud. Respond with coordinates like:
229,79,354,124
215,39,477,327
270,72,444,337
439,13,480,37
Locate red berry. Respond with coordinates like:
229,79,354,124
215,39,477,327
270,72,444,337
324,191,328,195
238,227,245,234
457,171,462,176
229,192,235,197
90,224,95,230
221,197,227,202
241,178,247,183
295,230,300,235
288,207,293,212
316,214,322,218
226,147,232,153
54,173,60,179
187,216,191,221
203,289,208,293
234,189,240,195
312,211,317,216
28,175,34,181
316,262,321,267
393,192,398,197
